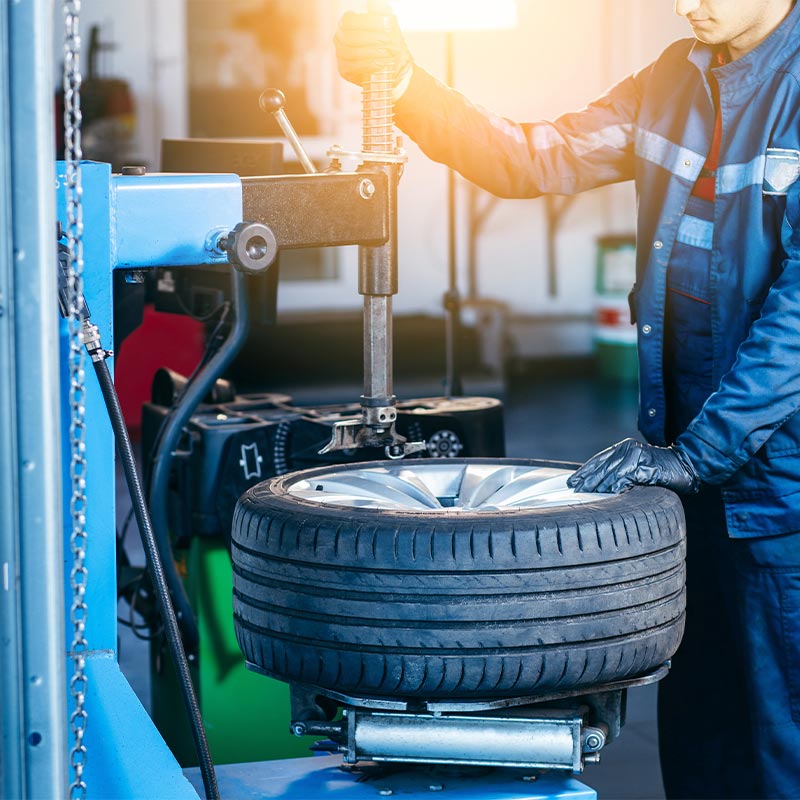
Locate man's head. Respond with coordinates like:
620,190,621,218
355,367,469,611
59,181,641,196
675,0,795,59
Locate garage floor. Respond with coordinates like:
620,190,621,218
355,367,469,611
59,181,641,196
118,364,665,800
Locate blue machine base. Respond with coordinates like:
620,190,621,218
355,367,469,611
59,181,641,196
184,756,597,800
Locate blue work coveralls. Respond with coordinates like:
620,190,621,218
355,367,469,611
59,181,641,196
394,5,800,797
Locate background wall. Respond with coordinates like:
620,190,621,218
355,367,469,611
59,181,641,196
54,1,690,353
53,0,187,168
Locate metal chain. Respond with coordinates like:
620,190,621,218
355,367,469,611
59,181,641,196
63,2,89,798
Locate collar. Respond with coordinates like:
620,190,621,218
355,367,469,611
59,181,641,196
687,1,800,97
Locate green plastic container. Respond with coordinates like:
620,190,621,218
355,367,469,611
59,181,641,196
151,539,312,766
594,235,638,384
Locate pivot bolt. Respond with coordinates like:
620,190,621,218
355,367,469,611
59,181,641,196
583,727,607,752
359,178,376,200
586,733,603,750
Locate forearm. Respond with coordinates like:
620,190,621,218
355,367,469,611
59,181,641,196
394,65,640,199
677,260,800,482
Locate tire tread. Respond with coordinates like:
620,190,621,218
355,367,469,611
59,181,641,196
232,460,686,699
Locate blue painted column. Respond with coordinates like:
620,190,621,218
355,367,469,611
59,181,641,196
53,163,241,798
57,162,117,657
0,0,68,797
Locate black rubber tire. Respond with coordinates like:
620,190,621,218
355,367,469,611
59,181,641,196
231,458,686,700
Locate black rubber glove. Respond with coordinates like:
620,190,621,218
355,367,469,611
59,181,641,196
334,11,413,90
566,438,700,495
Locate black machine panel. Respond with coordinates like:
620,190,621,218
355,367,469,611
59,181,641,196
142,391,505,546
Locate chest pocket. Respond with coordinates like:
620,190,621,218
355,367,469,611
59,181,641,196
764,148,800,196
667,195,714,304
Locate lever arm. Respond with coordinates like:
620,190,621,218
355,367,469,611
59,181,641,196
259,88,318,175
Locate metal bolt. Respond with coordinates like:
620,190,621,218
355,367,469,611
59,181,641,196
641,324,652,335
359,178,376,200
585,734,603,749
654,240,664,250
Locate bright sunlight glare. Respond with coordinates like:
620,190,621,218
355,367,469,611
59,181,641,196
388,0,518,32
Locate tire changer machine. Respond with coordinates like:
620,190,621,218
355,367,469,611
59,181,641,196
1,1,640,798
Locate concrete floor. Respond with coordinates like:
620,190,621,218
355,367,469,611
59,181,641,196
118,365,666,800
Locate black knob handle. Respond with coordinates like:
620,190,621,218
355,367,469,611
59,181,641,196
225,221,278,276
259,88,286,115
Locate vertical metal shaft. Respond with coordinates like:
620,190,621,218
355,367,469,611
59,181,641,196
363,295,394,409
360,0,399,433
359,164,400,431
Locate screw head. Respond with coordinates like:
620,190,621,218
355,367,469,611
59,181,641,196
359,178,376,200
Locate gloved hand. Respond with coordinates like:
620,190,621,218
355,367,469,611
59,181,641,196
566,438,700,495
334,10,413,93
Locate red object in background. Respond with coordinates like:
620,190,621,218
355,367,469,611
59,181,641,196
597,307,626,326
114,304,205,439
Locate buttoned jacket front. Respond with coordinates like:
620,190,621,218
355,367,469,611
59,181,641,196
395,4,800,536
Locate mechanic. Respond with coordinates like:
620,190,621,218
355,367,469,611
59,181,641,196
334,1,800,797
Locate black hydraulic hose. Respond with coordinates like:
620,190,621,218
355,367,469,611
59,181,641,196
93,356,220,800
148,270,250,652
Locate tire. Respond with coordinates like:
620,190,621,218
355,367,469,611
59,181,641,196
231,458,686,700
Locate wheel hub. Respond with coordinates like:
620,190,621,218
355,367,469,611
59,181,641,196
285,461,612,512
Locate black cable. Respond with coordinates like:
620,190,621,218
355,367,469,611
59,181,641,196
173,287,229,323
147,270,250,652
117,507,134,545
92,356,219,800
142,302,231,492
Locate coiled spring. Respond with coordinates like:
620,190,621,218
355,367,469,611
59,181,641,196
363,68,395,154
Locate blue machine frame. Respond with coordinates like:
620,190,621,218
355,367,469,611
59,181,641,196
54,162,242,798
0,2,598,798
